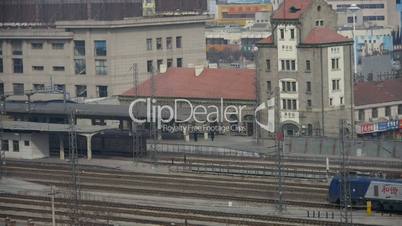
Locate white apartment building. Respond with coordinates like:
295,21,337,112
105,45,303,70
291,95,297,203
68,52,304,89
0,15,209,99
327,0,400,29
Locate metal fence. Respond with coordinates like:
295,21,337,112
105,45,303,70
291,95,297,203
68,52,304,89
146,142,260,158
284,136,402,160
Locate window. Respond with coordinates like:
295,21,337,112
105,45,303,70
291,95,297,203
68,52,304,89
53,66,65,71
156,38,162,50
54,84,65,92
177,58,183,68
74,40,85,56
13,58,23,73
31,42,43,49
157,59,163,72
13,83,24,95
282,99,297,110
331,58,339,70
290,29,295,39
329,98,333,106
0,58,3,73
1,140,8,151
32,66,44,71
280,29,284,39
280,60,296,71
372,108,378,118
12,40,23,55
24,140,30,146
147,60,153,73
306,81,311,93
176,36,182,48
96,85,108,97
315,20,324,26
332,79,340,91
166,37,172,49
95,59,107,75
167,58,173,68
74,59,86,75
306,60,311,71
266,59,271,71
267,81,271,93
94,40,107,56
52,42,64,49
385,106,391,117
358,109,365,121
307,99,312,108
340,97,344,105
0,83,3,96
398,104,402,115
146,38,152,50
284,81,295,92
75,85,87,98
291,60,296,70
33,84,44,91
13,140,19,152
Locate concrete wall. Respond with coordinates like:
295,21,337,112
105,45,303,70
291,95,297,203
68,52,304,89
1,132,49,159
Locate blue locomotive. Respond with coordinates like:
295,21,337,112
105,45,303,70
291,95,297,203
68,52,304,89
328,176,402,212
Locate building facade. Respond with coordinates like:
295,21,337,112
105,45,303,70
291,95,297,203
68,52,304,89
327,0,400,29
354,79,402,139
256,0,354,138
0,15,208,98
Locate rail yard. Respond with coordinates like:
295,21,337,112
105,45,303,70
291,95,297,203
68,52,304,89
1,150,402,226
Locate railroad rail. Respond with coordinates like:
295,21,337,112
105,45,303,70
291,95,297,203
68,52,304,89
0,194,379,226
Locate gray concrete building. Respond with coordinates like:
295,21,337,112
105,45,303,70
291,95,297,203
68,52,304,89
256,0,354,138
0,15,209,99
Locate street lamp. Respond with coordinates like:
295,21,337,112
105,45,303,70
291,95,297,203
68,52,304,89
348,4,361,75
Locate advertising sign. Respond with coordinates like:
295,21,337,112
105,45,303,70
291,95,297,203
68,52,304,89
358,120,399,134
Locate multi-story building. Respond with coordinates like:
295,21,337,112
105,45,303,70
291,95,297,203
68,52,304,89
0,15,209,98
256,0,354,137
214,2,273,26
354,79,402,139
327,0,400,29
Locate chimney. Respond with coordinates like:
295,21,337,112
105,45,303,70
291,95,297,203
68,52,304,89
195,65,204,76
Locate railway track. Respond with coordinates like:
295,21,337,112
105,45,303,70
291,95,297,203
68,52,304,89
4,163,332,208
0,194,378,226
150,153,402,177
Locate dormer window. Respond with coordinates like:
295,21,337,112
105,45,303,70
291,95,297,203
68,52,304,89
289,6,301,13
315,20,324,26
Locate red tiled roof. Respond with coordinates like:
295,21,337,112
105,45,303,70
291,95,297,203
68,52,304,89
354,79,402,106
257,35,273,44
272,0,312,20
303,27,351,45
121,68,256,101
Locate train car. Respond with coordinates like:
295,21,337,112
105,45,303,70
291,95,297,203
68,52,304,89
328,176,402,212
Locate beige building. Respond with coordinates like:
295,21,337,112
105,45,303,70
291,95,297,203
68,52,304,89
256,0,354,138
0,15,209,99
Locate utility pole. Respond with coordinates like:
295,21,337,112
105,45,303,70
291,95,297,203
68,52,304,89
339,119,352,225
68,109,81,226
132,63,140,161
275,86,285,213
150,65,157,160
0,95,5,180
